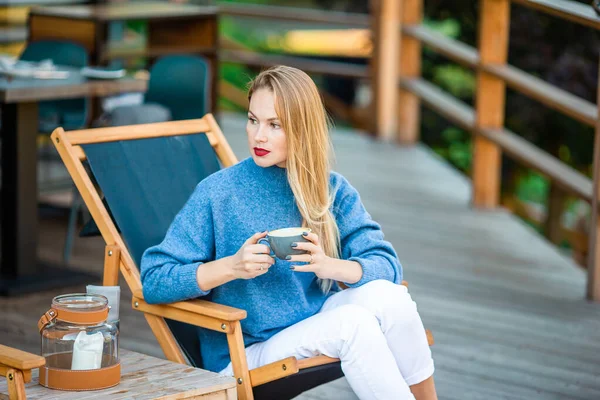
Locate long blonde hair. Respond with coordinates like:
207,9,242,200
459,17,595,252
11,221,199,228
248,65,340,293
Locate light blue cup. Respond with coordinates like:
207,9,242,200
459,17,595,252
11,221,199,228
259,227,311,259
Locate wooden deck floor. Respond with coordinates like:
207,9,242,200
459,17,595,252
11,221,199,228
2,113,600,399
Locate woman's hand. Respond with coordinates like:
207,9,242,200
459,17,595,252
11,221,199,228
287,232,332,279
231,231,274,279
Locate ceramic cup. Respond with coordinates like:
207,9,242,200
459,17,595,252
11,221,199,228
258,227,311,259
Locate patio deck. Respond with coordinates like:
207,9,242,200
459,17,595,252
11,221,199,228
2,113,599,399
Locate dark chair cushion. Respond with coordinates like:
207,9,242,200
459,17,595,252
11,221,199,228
253,362,344,400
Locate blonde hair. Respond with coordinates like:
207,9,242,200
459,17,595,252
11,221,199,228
248,65,340,293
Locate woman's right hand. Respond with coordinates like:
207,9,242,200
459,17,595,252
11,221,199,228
230,231,274,279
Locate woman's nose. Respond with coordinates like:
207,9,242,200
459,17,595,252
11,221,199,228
255,127,268,143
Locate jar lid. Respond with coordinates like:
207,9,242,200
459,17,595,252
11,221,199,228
38,294,109,332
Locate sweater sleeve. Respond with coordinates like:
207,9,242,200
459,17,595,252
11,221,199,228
140,182,215,304
333,175,403,287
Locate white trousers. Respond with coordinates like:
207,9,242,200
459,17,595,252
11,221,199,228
220,279,434,400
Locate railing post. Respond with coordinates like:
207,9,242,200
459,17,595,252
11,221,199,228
370,0,401,140
544,183,566,245
588,60,600,301
472,0,510,208
398,0,422,144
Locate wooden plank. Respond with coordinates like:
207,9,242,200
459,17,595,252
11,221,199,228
400,78,475,130
64,118,211,145
402,24,479,68
397,0,423,144
206,113,239,168
479,127,592,200
220,50,368,79
218,2,369,27
0,345,44,370
484,63,597,127
134,297,235,333
472,0,510,209
588,59,600,301
248,357,298,387
371,0,401,139
161,299,247,323
103,245,120,286
297,356,339,370
6,369,25,400
226,322,253,400
28,14,96,52
29,3,218,22
512,0,600,31
544,183,566,244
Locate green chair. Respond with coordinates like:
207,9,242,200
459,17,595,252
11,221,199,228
144,54,211,119
20,40,89,132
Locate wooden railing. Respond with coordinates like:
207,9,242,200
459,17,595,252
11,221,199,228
381,0,600,301
218,0,600,301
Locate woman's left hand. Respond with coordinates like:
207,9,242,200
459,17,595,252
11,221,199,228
287,232,331,279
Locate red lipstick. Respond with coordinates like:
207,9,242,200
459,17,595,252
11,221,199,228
254,148,270,157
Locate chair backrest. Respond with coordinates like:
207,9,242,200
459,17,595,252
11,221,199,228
145,55,211,120
20,40,89,131
52,117,237,368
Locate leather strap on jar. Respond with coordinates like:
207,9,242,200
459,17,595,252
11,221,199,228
38,306,109,333
39,360,121,391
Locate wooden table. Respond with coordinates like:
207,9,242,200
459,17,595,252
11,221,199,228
0,349,237,399
28,1,218,111
0,69,147,296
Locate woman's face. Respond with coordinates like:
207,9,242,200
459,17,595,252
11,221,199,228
247,88,288,168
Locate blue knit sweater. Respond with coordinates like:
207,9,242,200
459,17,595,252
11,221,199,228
140,157,402,372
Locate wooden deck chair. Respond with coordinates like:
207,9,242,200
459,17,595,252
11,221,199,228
51,115,433,400
0,344,45,400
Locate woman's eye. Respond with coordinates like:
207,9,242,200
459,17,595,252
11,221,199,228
248,117,258,125
271,123,280,129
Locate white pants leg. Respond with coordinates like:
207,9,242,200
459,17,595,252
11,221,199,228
219,280,434,400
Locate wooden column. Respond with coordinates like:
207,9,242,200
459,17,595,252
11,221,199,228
545,183,566,245
588,59,600,301
398,0,422,144
472,0,510,209
370,0,401,140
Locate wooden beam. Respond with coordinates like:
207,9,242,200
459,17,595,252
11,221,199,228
512,0,600,31
0,345,45,371
545,183,567,245
402,24,479,68
483,63,596,127
249,357,298,387
588,58,600,301
219,2,370,27
227,322,253,400
479,127,592,200
472,0,510,209
103,245,120,286
397,0,422,144
371,0,401,140
400,78,475,131
142,314,187,365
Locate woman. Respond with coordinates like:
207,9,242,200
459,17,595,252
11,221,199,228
141,66,437,400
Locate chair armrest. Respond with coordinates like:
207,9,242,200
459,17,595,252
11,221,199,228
0,345,45,371
169,299,247,322
132,290,247,334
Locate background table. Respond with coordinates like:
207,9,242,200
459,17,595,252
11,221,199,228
0,348,237,399
0,69,147,296
28,1,218,112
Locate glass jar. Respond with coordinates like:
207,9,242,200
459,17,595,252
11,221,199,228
39,293,119,371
